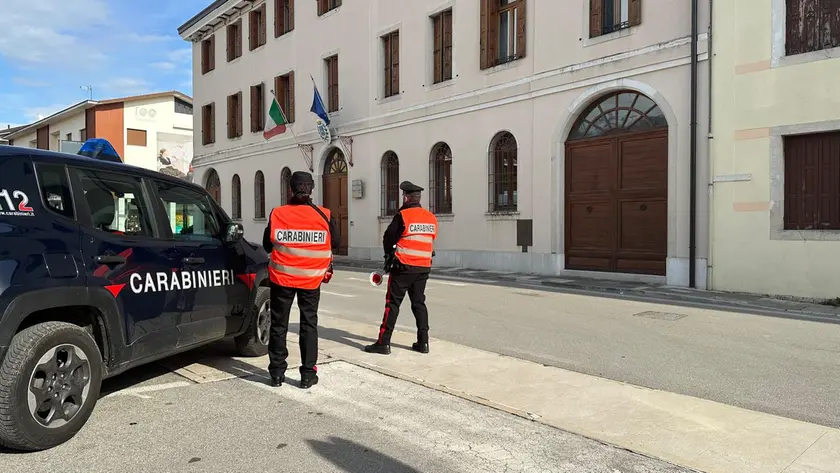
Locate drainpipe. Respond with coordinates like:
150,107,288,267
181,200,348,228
689,0,699,288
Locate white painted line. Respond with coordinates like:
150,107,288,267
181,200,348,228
430,280,468,287
292,307,337,315
103,381,192,399
322,291,355,298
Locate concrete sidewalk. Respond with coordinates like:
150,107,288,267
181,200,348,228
165,313,840,473
333,257,840,323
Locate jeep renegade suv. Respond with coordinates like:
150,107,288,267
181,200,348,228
0,146,271,451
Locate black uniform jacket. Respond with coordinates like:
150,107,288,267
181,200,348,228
262,197,340,254
383,202,431,274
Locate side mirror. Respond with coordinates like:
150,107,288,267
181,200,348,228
224,223,244,243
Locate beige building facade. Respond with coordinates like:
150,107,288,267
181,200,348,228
180,0,711,288
710,0,840,299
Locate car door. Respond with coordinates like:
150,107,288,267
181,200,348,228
151,178,250,347
69,165,183,362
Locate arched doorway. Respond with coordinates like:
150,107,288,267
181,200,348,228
323,148,348,255
205,169,221,204
565,90,668,275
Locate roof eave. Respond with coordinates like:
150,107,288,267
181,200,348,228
5,101,97,140
178,0,254,41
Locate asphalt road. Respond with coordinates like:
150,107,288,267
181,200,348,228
0,360,687,473
313,270,840,428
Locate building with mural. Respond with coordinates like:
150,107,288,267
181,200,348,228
180,0,710,288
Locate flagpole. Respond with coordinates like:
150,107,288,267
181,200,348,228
309,75,337,138
270,88,312,170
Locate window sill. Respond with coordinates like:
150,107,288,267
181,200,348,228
275,30,294,40
771,228,840,242
485,211,520,221
254,218,267,223
227,55,243,65
583,25,638,48
434,213,455,222
426,79,456,92
317,7,341,19
249,43,267,53
482,58,524,76
376,94,402,105
773,46,840,68
378,215,397,223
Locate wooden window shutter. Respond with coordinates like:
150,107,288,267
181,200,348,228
516,0,526,58
479,0,488,69
383,36,391,97
236,19,242,57
486,1,498,67
317,0,326,16
589,0,603,38
289,0,295,30
201,41,207,73
249,11,255,50
250,85,257,132
226,26,231,60
391,33,399,95
288,71,295,122
227,96,233,138
237,92,243,136
443,11,453,80
208,35,215,70
210,103,215,143
275,0,281,37
260,3,267,45
433,15,442,83
629,0,641,27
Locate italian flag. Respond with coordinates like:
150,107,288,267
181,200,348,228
263,97,288,139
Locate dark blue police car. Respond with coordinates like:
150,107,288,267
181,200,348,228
0,143,271,451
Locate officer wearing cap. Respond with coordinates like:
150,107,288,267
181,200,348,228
365,181,438,355
262,171,339,388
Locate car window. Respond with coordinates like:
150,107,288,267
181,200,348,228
35,164,74,219
154,180,221,241
72,168,154,237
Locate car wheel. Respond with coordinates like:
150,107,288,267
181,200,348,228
234,287,270,357
0,321,103,451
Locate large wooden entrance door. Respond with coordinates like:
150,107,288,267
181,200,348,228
564,91,668,275
323,149,349,255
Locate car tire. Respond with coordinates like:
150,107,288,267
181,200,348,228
0,321,103,451
234,287,270,357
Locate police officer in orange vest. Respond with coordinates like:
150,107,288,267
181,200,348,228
365,181,438,355
262,171,338,388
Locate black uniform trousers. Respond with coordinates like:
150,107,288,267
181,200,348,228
267,283,320,379
376,268,430,346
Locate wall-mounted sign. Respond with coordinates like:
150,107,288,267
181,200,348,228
352,179,363,199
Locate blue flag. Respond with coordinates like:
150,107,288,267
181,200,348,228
310,79,330,126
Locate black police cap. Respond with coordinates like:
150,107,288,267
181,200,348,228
399,181,424,194
290,171,315,195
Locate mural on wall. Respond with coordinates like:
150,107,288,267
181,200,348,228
156,132,194,183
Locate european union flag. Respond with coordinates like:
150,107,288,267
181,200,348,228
310,76,330,126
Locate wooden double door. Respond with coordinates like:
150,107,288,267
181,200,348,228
322,150,349,255
564,129,668,275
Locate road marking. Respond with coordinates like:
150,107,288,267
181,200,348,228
103,381,192,399
322,291,355,298
430,280,468,286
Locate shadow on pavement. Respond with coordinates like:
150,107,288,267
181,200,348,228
290,322,413,352
307,437,422,473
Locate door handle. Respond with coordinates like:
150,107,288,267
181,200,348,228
95,255,126,265
182,257,205,265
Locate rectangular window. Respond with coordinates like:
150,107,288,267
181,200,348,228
80,129,87,141
249,3,267,51
786,0,840,56
202,103,216,145
227,92,243,139
274,71,296,123
589,0,641,38
65,133,72,141
382,31,400,98
127,129,147,147
325,55,339,112
36,163,75,219
175,98,193,115
784,130,840,230
227,19,243,62
317,0,341,16
275,0,294,37
154,179,222,241
73,167,155,237
250,83,265,133
432,9,453,84
201,35,215,74
480,0,527,69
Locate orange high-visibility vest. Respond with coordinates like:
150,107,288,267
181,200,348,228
395,207,438,267
269,205,332,289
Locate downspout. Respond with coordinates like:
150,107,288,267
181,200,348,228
689,0,699,288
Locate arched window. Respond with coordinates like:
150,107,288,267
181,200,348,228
381,151,400,216
280,167,292,205
568,90,667,140
429,142,452,214
488,132,517,212
254,171,265,219
205,169,221,203
231,174,241,219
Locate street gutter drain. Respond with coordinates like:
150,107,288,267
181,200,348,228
633,311,687,321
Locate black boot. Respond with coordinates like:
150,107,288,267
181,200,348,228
412,342,429,354
364,343,391,355
300,375,319,389
269,375,285,387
